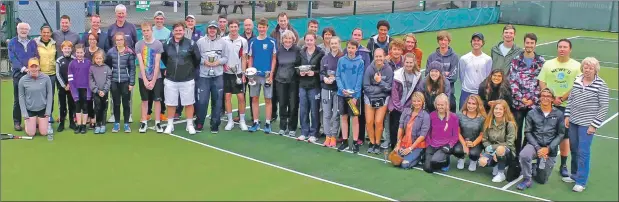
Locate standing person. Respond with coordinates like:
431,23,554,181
562,57,609,192
81,14,109,52
89,50,112,134
453,94,487,171
247,18,277,133
426,31,458,112
243,18,256,121
106,32,136,133
172,15,203,121
297,19,323,48
9,22,38,131
478,69,513,113
55,41,76,132
423,93,459,173
317,27,335,53
404,33,423,67
222,19,249,131
217,15,229,38
320,36,344,148
393,92,430,169
68,44,92,134
274,30,301,137
509,33,545,155
386,53,423,150
420,61,451,112
195,21,229,133
491,24,523,72
478,99,517,183
366,20,391,58
363,48,393,154
35,25,57,123
269,12,298,122
19,58,53,137
83,33,101,129
161,23,201,135
537,39,582,178
297,32,324,143
386,38,405,70
458,33,492,110
350,28,371,146
136,22,164,133
336,40,365,153
517,88,565,190
152,11,171,122
52,15,80,58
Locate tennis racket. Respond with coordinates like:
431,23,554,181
1,133,34,140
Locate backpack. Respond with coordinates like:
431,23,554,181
504,122,521,182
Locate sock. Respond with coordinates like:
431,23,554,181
560,156,567,167
227,113,233,121
240,113,245,121
142,121,147,124
155,120,160,125
266,120,271,124
254,119,259,124
168,119,174,126
187,119,193,127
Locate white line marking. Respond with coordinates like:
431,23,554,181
536,36,580,46
599,112,618,127
595,134,619,140
501,175,523,190
572,37,619,43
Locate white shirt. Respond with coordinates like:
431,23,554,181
458,51,493,93
222,35,248,74
499,43,511,57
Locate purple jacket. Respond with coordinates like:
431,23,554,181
8,37,38,79
388,68,423,112
427,111,459,148
68,59,92,101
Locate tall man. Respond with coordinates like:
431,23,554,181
458,33,492,110
150,11,171,122
222,19,249,131
297,19,322,48
426,31,459,112
351,28,371,146
52,15,80,58
248,18,277,133
537,39,581,178
242,18,256,122
491,24,523,73
8,22,38,131
173,14,204,121
136,22,164,133
195,21,229,133
81,14,109,52
366,20,391,58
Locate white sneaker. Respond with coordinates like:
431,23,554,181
492,172,506,183
164,125,174,134
572,185,585,192
155,123,163,133
308,136,317,143
562,177,576,183
186,124,196,135
239,121,248,131
468,161,477,172
297,135,307,141
492,166,499,176
225,121,235,131
457,159,465,170
138,122,148,133
108,116,115,123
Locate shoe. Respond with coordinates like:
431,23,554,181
468,161,477,172
288,131,296,137
211,126,219,134
69,122,77,130
75,125,82,134
225,121,235,131
139,122,147,133
160,114,168,122
94,126,101,134
264,123,272,134
248,122,260,132
572,185,585,192
308,136,317,143
297,135,307,141
239,121,248,131
367,143,375,153
560,165,570,177
186,124,196,135
329,137,337,148
164,125,174,134
356,139,363,146
492,166,499,176
108,116,115,123
279,130,286,136
337,141,349,152
112,123,120,133
81,125,88,134
517,178,533,190
562,176,576,183
57,123,65,132
90,123,96,130
352,142,360,153
441,165,450,172
14,123,22,131
196,124,203,132
146,115,151,121
100,126,106,134
129,116,133,123
457,159,465,170
492,172,506,183
124,123,131,133
373,144,382,154
155,123,163,133
323,137,331,147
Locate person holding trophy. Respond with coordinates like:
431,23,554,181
336,40,365,153
320,36,344,148
274,30,301,137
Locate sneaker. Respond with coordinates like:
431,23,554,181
356,139,363,146
492,172,506,183
323,137,331,147
560,165,570,177
492,166,499,176
337,141,349,152
264,123,272,134
186,124,196,135
562,176,576,183
288,131,296,137
94,126,101,134
517,178,533,190
112,123,120,133
572,185,585,192
57,123,65,132
155,123,163,133
248,122,260,132
352,142,360,153
308,136,317,143
457,159,465,170
124,123,131,133
74,125,82,134
373,144,382,154
174,113,181,120
329,137,337,148
279,130,286,136
108,116,116,123
225,121,235,131
81,125,88,134
14,123,23,131
211,126,219,134
164,125,174,134
139,122,147,133
367,143,375,153
441,165,450,172
297,135,307,141
69,122,77,130
196,124,204,132
468,161,477,172
100,126,106,134
160,114,168,122
239,121,248,131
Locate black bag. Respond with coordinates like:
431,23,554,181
369,97,385,108
504,123,521,182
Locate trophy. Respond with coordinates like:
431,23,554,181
296,65,313,74
232,65,243,85
344,90,360,116
327,70,336,83
264,71,272,87
246,67,258,86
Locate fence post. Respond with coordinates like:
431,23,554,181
353,1,356,15
391,1,395,13
548,1,553,27
55,1,60,30
308,1,312,18
7,1,15,39
252,0,256,21
95,1,100,15
422,1,426,11
185,1,188,17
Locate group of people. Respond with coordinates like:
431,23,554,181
8,4,609,193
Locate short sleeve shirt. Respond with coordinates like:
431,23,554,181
537,58,582,107
135,39,164,80
248,36,277,74
222,36,248,74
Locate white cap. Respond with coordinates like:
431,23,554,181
186,15,195,20
154,11,165,18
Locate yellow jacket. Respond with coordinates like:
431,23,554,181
35,37,57,76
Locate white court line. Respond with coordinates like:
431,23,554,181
501,175,523,190
572,37,619,43
599,112,618,127
595,134,619,140
535,36,580,47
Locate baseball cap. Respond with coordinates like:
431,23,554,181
541,87,555,98
28,58,39,67
185,15,195,20
472,32,484,41
207,20,218,28
154,11,165,18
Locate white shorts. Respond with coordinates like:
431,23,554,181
164,79,195,106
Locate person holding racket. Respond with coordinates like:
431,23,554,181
18,57,54,137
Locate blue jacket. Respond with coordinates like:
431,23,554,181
336,55,365,99
8,37,38,79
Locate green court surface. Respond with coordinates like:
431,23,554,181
2,24,618,201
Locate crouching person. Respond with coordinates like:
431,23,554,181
478,99,517,183
517,88,565,190
394,92,430,169
19,58,53,137
423,93,459,173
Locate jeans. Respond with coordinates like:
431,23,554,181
111,82,131,124
276,81,299,131
400,148,424,169
513,108,531,155
519,144,556,184
482,147,513,171
459,90,476,111
195,76,224,130
569,123,594,186
13,79,21,124
321,89,340,137
299,87,320,137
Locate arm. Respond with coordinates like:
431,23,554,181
137,50,147,82
8,41,24,74
335,59,344,95
44,77,53,116
446,56,458,83
128,53,136,86
549,113,565,154
68,62,78,101
591,84,610,128
362,68,374,94
153,53,161,81
319,58,327,82
482,130,491,148
505,122,517,153
353,61,365,99
412,114,431,149
18,79,28,118
390,80,402,110
89,69,98,93
104,66,112,94
377,69,393,93
524,113,541,150
218,41,229,65
56,60,66,88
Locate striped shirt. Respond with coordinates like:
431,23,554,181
565,75,609,128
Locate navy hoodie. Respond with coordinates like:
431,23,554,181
320,50,344,90
425,47,459,86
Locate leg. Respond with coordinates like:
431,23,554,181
388,110,402,150
364,104,376,144
308,88,320,137
209,76,224,130
276,82,289,131
111,82,121,123
358,93,366,143
352,116,360,141
195,77,209,127
48,75,56,117
468,144,483,161
299,88,309,137
495,146,512,172
453,142,465,159
57,83,68,124
519,144,537,179
288,82,299,132
534,155,556,184
139,79,149,122
569,123,579,177
321,89,332,136
373,105,388,145
264,78,274,121
121,83,131,123
37,117,49,136
575,125,593,186
13,79,21,127
513,108,529,155
24,117,37,136
430,149,449,170
424,147,438,173
182,80,196,125
401,148,424,169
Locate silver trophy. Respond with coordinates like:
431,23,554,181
232,65,243,85
327,70,336,83
344,89,356,96
246,67,258,86
264,71,272,87
296,65,313,73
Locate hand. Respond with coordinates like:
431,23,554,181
463,146,470,155
385,55,391,61
465,140,474,148
204,61,212,67
537,147,549,157
587,126,596,135
128,85,133,91
242,75,246,83
343,90,350,97
148,81,155,90
553,97,563,105
401,147,411,155
488,100,496,107
492,154,498,162
211,60,220,67
65,85,70,91
393,146,400,153
444,72,449,77
268,75,273,84
307,71,315,76
374,72,381,83
300,71,306,76
99,91,105,97
564,117,570,128
522,98,533,106
350,98,357,106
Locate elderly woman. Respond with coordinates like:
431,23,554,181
19,58,53,138
423,93,459,173
275,30,301,137
479,99,517,183
394,92,430,169
562,57,609,192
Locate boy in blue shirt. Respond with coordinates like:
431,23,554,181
336,40,365,153
247,18,277,133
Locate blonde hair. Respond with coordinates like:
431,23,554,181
330,36,341,44
483,99,517,135
434,93,450,112
581,57,600,74
411,92,425,110
460,94,487,118
281,30,297,43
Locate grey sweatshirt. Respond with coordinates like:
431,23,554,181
363,61,394,99
425,47,459,85
89,64,112,94
52,30,80,58
18,73,53,118
196,36,229,78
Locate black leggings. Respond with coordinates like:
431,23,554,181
75,88,89,114
513,108,530,156
423,146,451,173
111,82,131,124
56,80,75,123
388,110,402,150
276,81,299,131
453,142,483,161
93,93,108,126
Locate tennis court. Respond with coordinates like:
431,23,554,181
2,24,617,201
